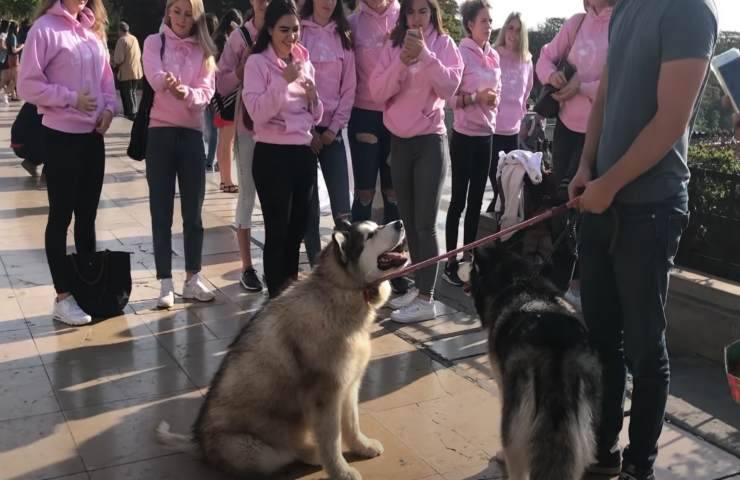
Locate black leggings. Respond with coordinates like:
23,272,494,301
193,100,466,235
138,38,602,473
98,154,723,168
486,133,519,212
43,127,105,294
445,131,492,257
252,142,317,298
551,118,586,288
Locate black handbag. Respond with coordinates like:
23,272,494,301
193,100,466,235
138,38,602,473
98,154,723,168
69,250,132,319
128,33,166,161
209,25,253,123
534,14,586,119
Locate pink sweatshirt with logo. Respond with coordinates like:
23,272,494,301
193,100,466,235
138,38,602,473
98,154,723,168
495,47,533,136
216,19,259,135
243,43,324,145
143,26,215,132
349,1,400,112
536,7,612,133
18,2,116,134
301,19,356,134
452,38,502,137
370,27,463,138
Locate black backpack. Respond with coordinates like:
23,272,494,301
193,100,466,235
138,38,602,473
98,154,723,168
209,25,253,122
11,102,43,165
127,33,165,161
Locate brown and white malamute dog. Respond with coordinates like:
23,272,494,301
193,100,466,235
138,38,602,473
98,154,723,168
156,220,408,480
459,242,602,480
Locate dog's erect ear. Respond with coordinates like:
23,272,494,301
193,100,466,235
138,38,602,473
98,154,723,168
335,218,352,233
332,231,348,263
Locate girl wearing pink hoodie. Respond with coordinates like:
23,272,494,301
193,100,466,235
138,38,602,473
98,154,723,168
535,0,613,305
142,0,217,309
18,0,116,326
216,0,268,294
487,12,533,211
300,0,356,266
443,0,501,287
243,0,323,298
536,0,613,194
370,0,463,323
347,0,400,224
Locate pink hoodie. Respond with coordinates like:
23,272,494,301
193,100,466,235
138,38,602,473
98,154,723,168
301,19,357,134
452,38,502,137
536,8,612,133
370,27,463,139
143,26,215,132
18,2,116,134
216,19,259,135
243,43,324,145
495,47,533,136
349,1,400,112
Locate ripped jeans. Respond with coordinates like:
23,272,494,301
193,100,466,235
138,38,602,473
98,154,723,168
348,108,399,223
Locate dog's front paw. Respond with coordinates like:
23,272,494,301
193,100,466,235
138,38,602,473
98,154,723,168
352,437,384,458
331,466,362,480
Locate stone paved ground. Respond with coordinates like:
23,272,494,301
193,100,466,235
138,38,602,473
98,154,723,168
0,103,738,480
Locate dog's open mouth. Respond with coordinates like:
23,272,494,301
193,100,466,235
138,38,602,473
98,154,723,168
377,242,409,271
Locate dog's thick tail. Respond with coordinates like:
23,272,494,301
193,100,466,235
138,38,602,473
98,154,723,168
528,351,601,480
155,421,201,457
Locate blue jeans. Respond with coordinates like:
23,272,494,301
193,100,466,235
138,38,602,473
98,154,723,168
304,127,351,265
348,108,399,222
579,193,689,470
203,108,218,167
146,127,206,279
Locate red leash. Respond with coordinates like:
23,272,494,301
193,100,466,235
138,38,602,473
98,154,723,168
377,197,580,283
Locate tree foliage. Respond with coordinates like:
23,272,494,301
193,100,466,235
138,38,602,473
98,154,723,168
0,0,39,20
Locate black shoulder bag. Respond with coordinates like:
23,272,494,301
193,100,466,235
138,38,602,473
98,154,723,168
127,33,166,161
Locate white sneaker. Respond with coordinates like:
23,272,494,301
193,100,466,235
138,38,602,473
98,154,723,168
564,288,582,313
387,287,419,310
157,278,175,309
53,296,92,326
0,94,9,107
182,274,215,302
390,298,437,324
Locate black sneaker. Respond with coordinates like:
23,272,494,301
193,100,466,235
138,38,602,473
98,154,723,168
21,159,39,177
442,261,463,287
390,276,411,294
240,268,263,292
619,464,655,480
586,449,622,476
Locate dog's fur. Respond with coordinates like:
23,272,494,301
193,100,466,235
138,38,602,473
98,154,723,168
156,220,408,480
459,243,601,480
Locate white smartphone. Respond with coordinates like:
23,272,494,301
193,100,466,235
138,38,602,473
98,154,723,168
711,48,740,113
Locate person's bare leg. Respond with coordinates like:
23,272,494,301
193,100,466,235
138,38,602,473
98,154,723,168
238,227,253,270
217,124,236,188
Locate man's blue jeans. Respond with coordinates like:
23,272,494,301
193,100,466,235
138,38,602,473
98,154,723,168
579,193,689,470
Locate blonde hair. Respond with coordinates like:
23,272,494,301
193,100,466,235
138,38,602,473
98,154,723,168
164,0,218,72
35,0,108,42
495,12,531,63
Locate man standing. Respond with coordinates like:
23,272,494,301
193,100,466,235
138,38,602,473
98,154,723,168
568,0,718,479
112,22,142,120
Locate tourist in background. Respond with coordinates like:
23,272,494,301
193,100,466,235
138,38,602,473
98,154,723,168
203,12,219,169
112,21,143,120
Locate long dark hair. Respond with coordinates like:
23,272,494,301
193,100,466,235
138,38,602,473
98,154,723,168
390,0,446,47
7,21,17,37
213,8,244,54
300,0,353,50
252,0,299,55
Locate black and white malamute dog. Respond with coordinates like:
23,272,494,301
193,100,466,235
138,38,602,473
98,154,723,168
156,220,409,480
459,243,602,480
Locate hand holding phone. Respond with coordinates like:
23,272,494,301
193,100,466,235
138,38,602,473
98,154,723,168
711,48,740,113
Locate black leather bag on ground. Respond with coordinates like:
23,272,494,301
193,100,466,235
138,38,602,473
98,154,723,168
533,15,586,119
69,250,132,318
127,33,165,161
